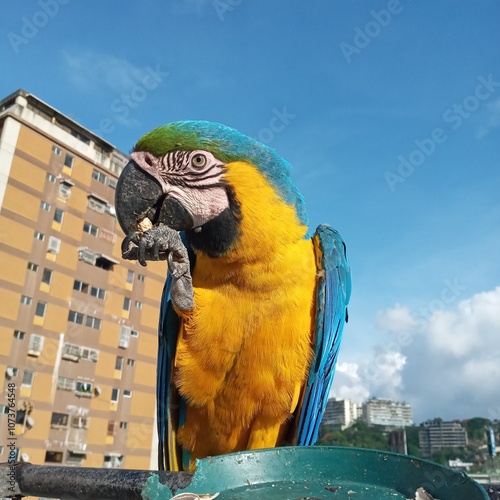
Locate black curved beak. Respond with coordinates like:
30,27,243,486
115,160,194,236
115,160,163,235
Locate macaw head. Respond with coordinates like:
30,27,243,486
115,120,308,258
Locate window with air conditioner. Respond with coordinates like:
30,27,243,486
119,326,131,348
27,334,44,356
47,236,61,254
62,343,81,361
59,181,73,199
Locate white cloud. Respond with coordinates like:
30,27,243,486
376,304,417,333
425,287,500,357
334,287,500,422
331,362,370,403
62,50,146,95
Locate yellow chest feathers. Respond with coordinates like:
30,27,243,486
173,162,317,425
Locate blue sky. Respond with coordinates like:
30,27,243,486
2,0,499,423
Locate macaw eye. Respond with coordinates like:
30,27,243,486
191,154,206,169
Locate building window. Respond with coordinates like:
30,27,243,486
88,196,106,213
138,274,145,282
80,348,99,362
108,178,117,189
111,388,120,403
62,343,81,361
127,358,135,367
57,376,74,391
119,326,131,348
51,412,69,428
83,221,99,236
27,262,38,271
77,248,116,270
75,381,93,397
34,231,45,241
41,268,53,285
40,201,51,211
71,416,89,429
92,169,107,184
68,310,84,325
59,181,72,199
13,330,25,340
66,451,86,465
45,451,63,464
115,356,123,371
35,301,46,318
47,236,61,254
53,209,64,224
119,421,128,430
73,280,89,293
123,390,132,398
16,410,26,425
64,153,73,169
95,256,115,270
52,145,62,156
123,297,131,312
127,270,135,284
27,334,44,356
90,286,106,300
71,129,90,145
107,421,116,436
46,172,57,183
21,370,34,388
85,316,102,330
134,301,143,310
20,295,32,305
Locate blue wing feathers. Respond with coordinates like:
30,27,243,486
296,224,351,446
157,233,194,470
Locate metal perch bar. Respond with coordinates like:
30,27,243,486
0,462,194,499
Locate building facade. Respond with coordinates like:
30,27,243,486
361,398,413,428
322,398,360,429
0,90,167,470
419,420,468,459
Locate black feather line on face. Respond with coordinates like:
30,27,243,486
186,183,241,258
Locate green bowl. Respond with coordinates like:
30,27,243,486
145,446,488,499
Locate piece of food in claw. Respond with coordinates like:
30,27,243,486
137,217,153,233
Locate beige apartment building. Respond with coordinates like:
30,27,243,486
0,89,167,470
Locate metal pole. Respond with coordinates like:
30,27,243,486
0,462,193,499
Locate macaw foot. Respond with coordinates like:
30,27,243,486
121,225,194,311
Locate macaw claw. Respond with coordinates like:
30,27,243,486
121,225,194,311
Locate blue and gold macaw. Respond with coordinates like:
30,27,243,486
115,121,351,471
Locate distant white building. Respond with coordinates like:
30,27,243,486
419,420,468,459
361,398,413,428
322,398,360,429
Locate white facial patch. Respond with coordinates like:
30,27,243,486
132,149,231,228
